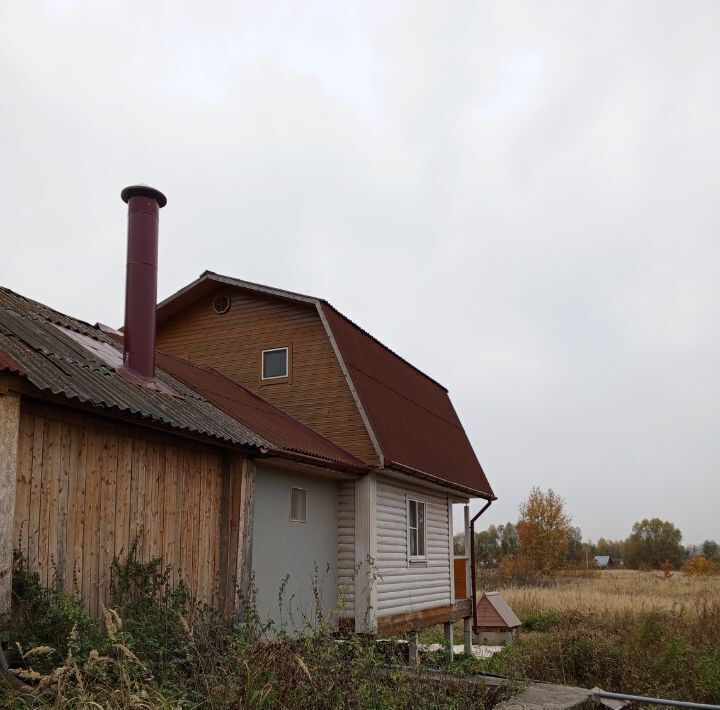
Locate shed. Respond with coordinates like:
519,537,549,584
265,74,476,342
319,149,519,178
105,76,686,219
474,591,521,644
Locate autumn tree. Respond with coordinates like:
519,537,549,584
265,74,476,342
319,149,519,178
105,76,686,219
516,487,572,572
624,518,684,569
566,526,584,563
684,556,719,576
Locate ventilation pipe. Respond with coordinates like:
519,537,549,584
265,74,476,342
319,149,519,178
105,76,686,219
120,184,167,381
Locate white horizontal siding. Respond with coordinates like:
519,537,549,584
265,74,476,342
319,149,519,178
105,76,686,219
337,480,355,616
375,475,451,618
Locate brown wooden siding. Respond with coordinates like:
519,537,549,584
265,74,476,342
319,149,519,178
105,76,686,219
13,400,248,616
156,288,378,463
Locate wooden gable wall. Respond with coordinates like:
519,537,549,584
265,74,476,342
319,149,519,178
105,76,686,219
155,287,379,464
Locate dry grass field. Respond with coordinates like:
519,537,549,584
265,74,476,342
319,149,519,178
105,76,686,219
467,568,720,702
501,569,720,616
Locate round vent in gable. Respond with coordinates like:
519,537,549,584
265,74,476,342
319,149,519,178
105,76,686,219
213,294,231,315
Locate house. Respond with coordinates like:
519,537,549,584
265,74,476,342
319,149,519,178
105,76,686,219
594,555,620,569
0,186,366,633
474,591,521,644
1,185,495,644
154,271,496,636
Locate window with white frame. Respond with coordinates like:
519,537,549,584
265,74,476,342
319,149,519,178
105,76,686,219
408,498,426,560
262,347,288,379
290,486,307,523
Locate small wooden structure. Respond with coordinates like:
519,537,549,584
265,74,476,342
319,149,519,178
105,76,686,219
474,591,521,644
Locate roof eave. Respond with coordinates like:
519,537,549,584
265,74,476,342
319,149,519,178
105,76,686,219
385,459,496,500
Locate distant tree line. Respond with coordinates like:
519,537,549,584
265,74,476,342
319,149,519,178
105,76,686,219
457,488,720,574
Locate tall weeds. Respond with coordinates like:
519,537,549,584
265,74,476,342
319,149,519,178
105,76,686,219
3,548,502,709
473,593,720,702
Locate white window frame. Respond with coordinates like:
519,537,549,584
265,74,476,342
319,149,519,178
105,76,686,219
407,497,427,562
289,486,307,523
261,347,289,380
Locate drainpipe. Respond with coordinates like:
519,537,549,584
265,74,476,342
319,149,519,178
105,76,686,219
470,498,493,634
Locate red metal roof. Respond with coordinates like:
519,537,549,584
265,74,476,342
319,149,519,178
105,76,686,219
321,304,494,498
157,353,366,471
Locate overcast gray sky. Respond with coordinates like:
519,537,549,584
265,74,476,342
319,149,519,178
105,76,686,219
2,1,718,545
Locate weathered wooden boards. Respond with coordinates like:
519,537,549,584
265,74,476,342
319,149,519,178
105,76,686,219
12,399,252,617
0,392,21,626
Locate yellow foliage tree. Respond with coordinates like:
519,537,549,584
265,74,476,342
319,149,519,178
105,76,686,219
517,487,572,573
684,556,720,577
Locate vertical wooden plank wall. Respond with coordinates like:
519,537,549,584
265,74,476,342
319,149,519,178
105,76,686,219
0,391,21,626
12,401,249,616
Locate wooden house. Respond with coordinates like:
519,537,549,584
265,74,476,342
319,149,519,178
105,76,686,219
1,185,496,643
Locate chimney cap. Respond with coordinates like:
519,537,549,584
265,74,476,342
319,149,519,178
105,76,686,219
121,184,167,208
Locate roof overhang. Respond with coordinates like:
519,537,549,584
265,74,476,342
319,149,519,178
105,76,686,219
383,461,496,501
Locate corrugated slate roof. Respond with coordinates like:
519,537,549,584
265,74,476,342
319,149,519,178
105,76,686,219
0,287,271,447
156,272,494,498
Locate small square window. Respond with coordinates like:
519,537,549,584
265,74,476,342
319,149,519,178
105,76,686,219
262,347,288,379
290,486,307,523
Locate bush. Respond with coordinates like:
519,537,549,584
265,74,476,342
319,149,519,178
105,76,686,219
522,609,559,632
10,550,99,669
684,556,720,577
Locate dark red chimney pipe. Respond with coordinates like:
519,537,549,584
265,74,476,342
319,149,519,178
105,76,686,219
120,184,167,380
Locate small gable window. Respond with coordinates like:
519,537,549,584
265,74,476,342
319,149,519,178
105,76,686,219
262,347,288,380
290,486,307,523
408,498,426,560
